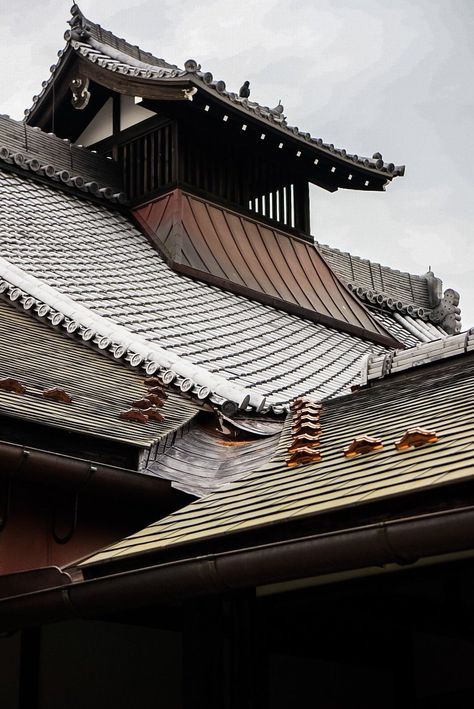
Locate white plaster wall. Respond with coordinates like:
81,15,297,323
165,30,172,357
120,95,155,131
76,97,113,146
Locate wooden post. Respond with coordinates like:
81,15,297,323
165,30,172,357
294,179,311,234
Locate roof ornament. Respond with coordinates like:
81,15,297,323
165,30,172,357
183,87,198,101
184,59,200,73
70,77,91,111
0,378,26,395
429,288,461,334
239,81,250,99
344,435,383,458
394,427,438,450
67,4,90,41
286,397,322,467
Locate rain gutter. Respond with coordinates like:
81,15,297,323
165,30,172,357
1,505,474,631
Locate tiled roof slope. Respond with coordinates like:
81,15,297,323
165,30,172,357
0,256,263,412
80,347,474,566
317,242,433,308
0,167,396,406
26,6,404,186
134,190,398,347
0,298,198,448
370,309,447,346
0,114,125,203
317,242,461,335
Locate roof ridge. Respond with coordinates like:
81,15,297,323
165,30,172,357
0,257,266,414
316,241,429,282
360,329,474,385
69,4,177,71
0,114,126,204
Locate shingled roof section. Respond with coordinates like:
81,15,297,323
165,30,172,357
0,115,125,204
79,343,474,568
25,5,404,188
0,298,198,449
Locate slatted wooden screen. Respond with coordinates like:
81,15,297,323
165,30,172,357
118,123,175,200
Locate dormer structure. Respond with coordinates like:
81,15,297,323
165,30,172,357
26,5,404,235
18,4,414,350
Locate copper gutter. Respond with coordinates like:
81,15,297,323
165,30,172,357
1,505,474,631
0,440,171,500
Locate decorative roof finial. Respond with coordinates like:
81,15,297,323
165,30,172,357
271,100,285,117
239,81,250,99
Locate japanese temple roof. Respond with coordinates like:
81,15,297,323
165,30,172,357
79,344,474,569
0,277,287,494
0,166,450,410
0,297,198,449
25,5,405,189
134,189,397,347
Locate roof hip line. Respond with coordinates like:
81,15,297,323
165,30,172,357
0,257,266,413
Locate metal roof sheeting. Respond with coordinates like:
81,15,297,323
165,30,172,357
146,423,281,498
80,353,474,566
134,189,397,346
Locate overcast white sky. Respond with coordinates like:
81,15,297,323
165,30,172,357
0,0,473,324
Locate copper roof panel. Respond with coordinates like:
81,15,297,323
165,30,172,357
134,189,399,348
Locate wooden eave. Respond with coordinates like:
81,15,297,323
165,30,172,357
27,45,402,191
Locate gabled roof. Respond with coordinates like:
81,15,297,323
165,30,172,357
25,5,404,190
79,342,474,568
134,188,399,347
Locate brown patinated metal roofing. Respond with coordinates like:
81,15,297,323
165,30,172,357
134,189,400,348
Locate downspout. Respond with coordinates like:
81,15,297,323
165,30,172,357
1,505,474,631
